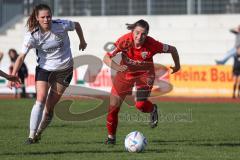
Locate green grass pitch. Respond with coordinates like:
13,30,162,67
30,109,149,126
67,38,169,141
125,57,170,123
0,99,240,160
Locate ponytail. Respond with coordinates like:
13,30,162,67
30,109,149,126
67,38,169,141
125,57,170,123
26,10,38,32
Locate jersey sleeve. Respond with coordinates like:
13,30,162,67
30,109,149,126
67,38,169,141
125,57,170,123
106,34,133,58
149,37,169,54
60,20,75,31
115,35,132,51
21,32,35,54
106,43,121,58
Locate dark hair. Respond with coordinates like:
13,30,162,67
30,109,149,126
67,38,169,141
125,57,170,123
126,19,149,33
8,48,19,62
26,4,52,32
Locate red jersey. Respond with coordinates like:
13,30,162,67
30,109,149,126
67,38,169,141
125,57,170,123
107,32,165,73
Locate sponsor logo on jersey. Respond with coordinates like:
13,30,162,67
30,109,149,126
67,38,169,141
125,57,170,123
42,34,64,53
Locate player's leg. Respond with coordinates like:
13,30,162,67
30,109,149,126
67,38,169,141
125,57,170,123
105,73,133,144
135,74,158,128
36,82,67,135
105,94,125,144
36,67,73,140
216,47,236,65
26,67,50,144
26,81,49,144
135,87,153,112
135,87,158,128
232,75,237,99
237,75,240,98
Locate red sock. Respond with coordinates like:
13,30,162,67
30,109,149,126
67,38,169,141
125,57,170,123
106,105,120,136
135,100,153,113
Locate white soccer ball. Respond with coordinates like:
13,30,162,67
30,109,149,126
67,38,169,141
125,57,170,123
124,131,147,152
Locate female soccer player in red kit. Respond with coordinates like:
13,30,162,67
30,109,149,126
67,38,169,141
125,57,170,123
103,19,181,144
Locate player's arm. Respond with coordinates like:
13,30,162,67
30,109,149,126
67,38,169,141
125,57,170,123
8,53,27,88
0,70,21,83
8,31,34,87
0,70,9,78
151,37,180,74
103,54,128,72
74,22,87,51
103,35,130,72
165,45,180,74
103,42,127,72
11,54,26,76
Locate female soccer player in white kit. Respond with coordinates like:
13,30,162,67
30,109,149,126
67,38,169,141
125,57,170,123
8,4,87,144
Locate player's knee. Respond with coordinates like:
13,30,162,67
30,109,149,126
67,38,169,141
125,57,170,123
36,94,47,104
109,96,122,107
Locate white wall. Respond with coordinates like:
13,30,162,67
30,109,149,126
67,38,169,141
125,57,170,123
0,14,239,74
67,15,238,66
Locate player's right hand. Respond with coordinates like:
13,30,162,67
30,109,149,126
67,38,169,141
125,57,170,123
170,65,180,74
79,41,87,51
116,65,128,72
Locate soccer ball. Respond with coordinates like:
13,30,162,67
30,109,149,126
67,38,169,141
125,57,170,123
124,131,147,152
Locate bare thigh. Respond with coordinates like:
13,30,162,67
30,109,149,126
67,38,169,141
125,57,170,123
35,81,50,103
45,82,67,113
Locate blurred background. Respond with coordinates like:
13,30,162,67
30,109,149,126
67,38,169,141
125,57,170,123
0,0,239,98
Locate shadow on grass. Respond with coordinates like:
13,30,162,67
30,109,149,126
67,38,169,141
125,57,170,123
1,148,176,156
152,139,240,147
49,123,106,129
193,143,240,147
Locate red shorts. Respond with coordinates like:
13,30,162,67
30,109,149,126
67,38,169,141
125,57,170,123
111,71,155,99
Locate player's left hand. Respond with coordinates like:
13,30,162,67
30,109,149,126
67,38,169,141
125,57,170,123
7,80,21,89
170,65,180,74
7,75,21,84
79,41,87,51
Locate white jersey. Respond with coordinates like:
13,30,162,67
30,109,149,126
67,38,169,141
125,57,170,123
22,19,75,71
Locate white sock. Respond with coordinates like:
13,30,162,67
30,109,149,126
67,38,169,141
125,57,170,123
29,101,44,138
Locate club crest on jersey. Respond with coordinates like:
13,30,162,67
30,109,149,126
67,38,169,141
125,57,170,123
141,51,148,59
